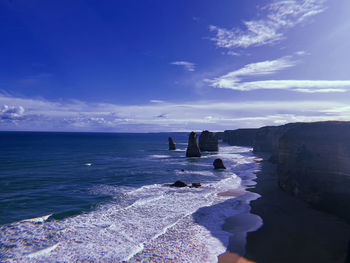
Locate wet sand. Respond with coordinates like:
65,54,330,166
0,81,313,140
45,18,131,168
243,154,350,263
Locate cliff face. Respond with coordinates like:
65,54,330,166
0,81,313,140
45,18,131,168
198,130,219,152
253,123,300,153
215,132,225,141
223,129,258,146
278,121,350,222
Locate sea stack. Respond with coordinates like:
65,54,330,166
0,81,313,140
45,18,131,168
168,137,176,150
186,131,201,157
213,158,226,169
199,130,219,152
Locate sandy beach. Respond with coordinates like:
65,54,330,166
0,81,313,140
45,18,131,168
242,154,350,263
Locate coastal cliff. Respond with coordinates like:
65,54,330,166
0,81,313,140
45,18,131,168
223,129,258,146
222,121,350,222
277,121,350,222
253,123,300,159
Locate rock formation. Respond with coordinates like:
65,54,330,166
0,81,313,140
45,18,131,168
253,123,301,163
198,130,219,152
223,128,258,146
277,121,350,222
186,132,201,157
213,158,226,169
168,137,176,150
170,181,187,187
191,182,201,188
214,132,225,141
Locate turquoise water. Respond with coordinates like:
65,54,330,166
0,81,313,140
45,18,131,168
0,132,261,262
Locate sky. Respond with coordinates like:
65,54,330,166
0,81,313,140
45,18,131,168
1,0,350,132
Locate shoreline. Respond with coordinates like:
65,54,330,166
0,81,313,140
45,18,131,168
243,153,350,263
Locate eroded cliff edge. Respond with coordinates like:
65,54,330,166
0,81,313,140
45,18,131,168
222,121,350,222
278,121,350,222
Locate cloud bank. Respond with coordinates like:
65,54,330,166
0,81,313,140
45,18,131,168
1,94,349,132
210,0,326,49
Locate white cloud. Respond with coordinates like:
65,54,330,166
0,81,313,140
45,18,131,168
0,94,349,132
210,0,326,49
0,105,25,120
171,61,196,72
150,99,165,103
211,79,350,93
206,55,350,93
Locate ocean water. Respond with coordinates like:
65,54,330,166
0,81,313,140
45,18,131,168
0,132,261,262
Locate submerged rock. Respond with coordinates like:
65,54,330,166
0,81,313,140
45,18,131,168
213,158,226,169
170,181,187,187
186,132,201,157
191,182,201,188
168,137,176,150
199,130,219,152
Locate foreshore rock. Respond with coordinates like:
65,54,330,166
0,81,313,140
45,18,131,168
277,121,350,222
170,181,187,187
213,158,226,169
199,130,219,152
191,182,201,188
223,129,258,146
186,132,201,157
168,137,176,150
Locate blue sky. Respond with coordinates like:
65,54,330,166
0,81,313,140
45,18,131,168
1,0,350,132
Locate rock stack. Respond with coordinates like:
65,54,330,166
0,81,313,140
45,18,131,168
213,158,226,169
186,132,201,157
168,137,176,150
199,130,219,152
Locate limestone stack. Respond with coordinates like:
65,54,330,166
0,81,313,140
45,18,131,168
168,137,176,150
186,132,201,157
198,130,219,152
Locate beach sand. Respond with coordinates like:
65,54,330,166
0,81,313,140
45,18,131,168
242,154,350,263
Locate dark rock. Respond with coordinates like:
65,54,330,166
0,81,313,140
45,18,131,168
253,123,301,154
181,169,185,172
277,121,350,222
215,132,225,141
213,158,226,169
191,182,201,188
170,180,187,187
223,128,258,146
186,131,201,157
199,130,219,152
168,137,176,150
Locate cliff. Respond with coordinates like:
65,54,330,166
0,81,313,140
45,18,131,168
253,123,300,153
223,129,258,146
277,121,350,222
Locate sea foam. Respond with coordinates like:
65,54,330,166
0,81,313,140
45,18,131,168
0,145,261,262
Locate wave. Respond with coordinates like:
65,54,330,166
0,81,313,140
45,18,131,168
0,145,261,262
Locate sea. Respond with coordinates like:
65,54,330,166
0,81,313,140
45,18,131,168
0,132,262,262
